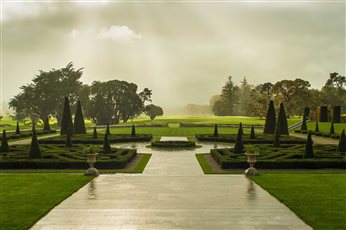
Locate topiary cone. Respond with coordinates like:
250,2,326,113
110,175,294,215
330,122,335,135
304,131,314,158
315,121,320,132
239,122,243,135
74,100,86,134
60,96,73,136
337,129,346,152
273,123,281,147
43,117,51,132
0,130,10,152
65,129,72,148
103,133,112,153
277,103,289,135
92,127,98,139
131,124,136,137
301,115,307,131
263,100,276,134
250,125,256,139
29,127,41,159
16,122,21,134
106,123,110,135
233,127,244,154
213,124,219,137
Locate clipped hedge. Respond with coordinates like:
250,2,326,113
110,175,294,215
151,141,196,148
5,130,57,140
210,144,345,169
196,134,306,144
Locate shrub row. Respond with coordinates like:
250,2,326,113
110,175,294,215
151,141,196,148
294,130,341,139
196,134,306,144
180,123,263,128
39,135,152,144
6,130,57,140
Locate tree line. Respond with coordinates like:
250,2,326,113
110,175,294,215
9,63,164,127
210,73,346,118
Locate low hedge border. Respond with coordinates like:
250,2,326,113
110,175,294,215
39,135,152,144
294,130,341,139
181,123,264,128
6,130,57,140
196,134,306,144
151,140,196,148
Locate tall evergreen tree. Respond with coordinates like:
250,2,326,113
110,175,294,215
92,127,98,139
213,124,219,137
74,100,86,134
273,123,281,147
60,97,73,135
239,122,244,135
15,122,21,134
233,127,244,154
43,117,51,132
250,125,256,139
330,122,335,134
106,123,110,135
0,130,10,152
29,127,41,159
65,129,72,148
301,115,307,131
315,121,320,132
319,106,328,122
277,103,289,135
103,133,112,153
263,100,276,134
131,124,136,137
337,129,346,152
304,131,314,158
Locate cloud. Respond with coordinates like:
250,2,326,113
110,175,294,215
98,25,142,42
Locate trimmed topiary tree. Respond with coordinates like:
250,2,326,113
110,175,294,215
60,97,73,135
233,127,244,154
337,129,346,152
15,122,21,134
304,131,314,158
330,122,335,134
315,121,320,132
74,100,86,134
250,125,255,139
65,129,72,148
131,124,136,137
273,123,280,147
29,127,41,159
263,100,276,134
213,124,218,137
301,115,307,131
319,106,328,122
239,122,243,135
303,107,310,119
332,106,341,123
43,117,51,132
92,127,98,139
106,123,110,135
0,130,10,152
103,133,112,153
277,103,289,135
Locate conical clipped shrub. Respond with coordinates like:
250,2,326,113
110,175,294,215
106,123,110,135
92,127,98,139
0,130,10,152
29,127,41,159
43,117,51,132
60,97,73,135
332,106,341,123
304,131,314,158
74,100,86,134
103,133,112,153
131,124,136,137
330,122,335,134
233,127,244,154
273,123,280,147
263,100,276,134
65,129,72,148
250,125,256,139
315,121,320,132
213,124,219,137
337,129,346,152
239,122,244,135
277,103,289,135
319,106,328,122
301,115,307,131
303,107,310,119
16,122,21,134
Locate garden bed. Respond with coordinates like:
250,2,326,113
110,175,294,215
5,130,57,140
0,144,137,169
210,144,346,169
151,140,196,148
196,134,306,144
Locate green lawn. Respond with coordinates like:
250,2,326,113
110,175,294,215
251,174,346,230
0,174,93,230
297,121,346,134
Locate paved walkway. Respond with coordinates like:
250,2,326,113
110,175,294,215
32,138,311,230
290,133,338,145
8,134,60,146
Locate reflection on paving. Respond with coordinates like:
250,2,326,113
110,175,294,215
32,141,311,230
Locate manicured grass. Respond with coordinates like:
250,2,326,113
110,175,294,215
294,121,346,134
0,174,93,230
251,174,346,230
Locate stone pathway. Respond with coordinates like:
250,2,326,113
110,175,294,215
290,133,338,145
8,134,59,146
32,138,311,230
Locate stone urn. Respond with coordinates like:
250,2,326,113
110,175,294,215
84,153,100,176
244,153,258,175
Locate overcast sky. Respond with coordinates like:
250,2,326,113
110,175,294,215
1,1,345,113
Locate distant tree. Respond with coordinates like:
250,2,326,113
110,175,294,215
238,77,252,115
43,117,51,132
213,124,219,137
0,130,10,152
332,106,341,123
103,133,111,153
145,104,164,120
263,100,276,134
337,129,346,152
233,127,244,154
330,122,335,134
92,127,97,139
277,103,289,135
250,125,256,139
131,124,136,137
74,100,86,134
16,122,21,134
304,131,314,158
248,83,273,119
60,97,73,135
212,98,229,116
29,127,41,159
322,72,346,111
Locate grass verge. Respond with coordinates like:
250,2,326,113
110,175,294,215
250,174,346,230
0,174,93,230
